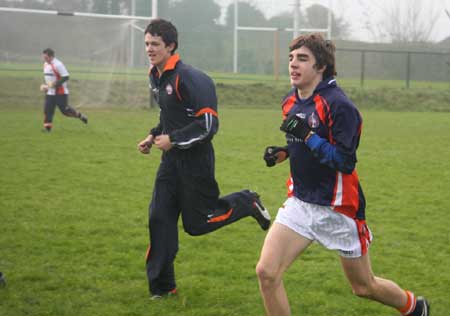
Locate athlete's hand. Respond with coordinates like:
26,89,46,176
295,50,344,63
280,113,313,141
154,135,173,152
263,146,289,167
39,84,49,92
138,135,154,154
47,81,56,88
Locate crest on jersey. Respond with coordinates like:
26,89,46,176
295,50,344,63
308,113,319,128
165,83,173,95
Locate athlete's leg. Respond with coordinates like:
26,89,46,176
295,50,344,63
146,155,180,296
179,144,261,235
43,95,56,131
56,94,88,123
256,223,312,316
341,253,409,309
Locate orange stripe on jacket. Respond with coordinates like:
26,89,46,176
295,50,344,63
196,107,218,117
282,94,296,119
175,74,182,101
313,95,334,142
207,208,233,223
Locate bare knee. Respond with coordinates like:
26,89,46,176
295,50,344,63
256,261,281,288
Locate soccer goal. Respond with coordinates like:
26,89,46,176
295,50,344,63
0,7,154,108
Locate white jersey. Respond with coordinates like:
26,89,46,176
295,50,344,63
43,57,69,95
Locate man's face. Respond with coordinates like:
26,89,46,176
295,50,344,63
42,53,52,63
288,46,323,90
144,33,174,70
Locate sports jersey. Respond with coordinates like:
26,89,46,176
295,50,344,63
282,78,366,220
148,54,218,149
43,57,69,95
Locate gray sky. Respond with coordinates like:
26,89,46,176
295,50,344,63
217,0,450,42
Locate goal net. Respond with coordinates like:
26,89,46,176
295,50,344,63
0,8,152,108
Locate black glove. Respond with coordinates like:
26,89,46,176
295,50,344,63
263,146,289,167
280,113,312,141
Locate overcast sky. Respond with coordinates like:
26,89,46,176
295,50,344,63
217,0,450,42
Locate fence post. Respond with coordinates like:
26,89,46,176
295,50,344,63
274,29,279,81
360,51,365,88
406,52,411,89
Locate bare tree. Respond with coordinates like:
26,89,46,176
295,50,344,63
360,0,439,43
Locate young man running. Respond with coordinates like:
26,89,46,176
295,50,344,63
256,33,429,316
137,19,271,299
40,48,87,131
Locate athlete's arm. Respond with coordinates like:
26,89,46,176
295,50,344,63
305,104,361,174
305,135,355,174
54,76,69,87
169,69,219,149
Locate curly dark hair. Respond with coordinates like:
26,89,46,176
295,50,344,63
289,33,336,78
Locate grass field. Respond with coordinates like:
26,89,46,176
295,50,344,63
0,104,449,315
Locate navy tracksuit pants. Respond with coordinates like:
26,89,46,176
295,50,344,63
145,142,256,295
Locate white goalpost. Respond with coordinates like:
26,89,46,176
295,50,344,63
0,6,155,67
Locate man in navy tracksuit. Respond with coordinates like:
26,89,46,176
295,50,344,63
256,34,429,316
137,19,271,299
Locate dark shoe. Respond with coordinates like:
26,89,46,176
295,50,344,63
250,192,271,230
80,114,88,124
414,296,430,316
150,288,177,300
0,272,6,287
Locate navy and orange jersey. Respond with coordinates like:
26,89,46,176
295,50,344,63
148,54,218,149
282,78,366,220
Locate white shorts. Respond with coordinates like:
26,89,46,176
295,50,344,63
275,197,372,258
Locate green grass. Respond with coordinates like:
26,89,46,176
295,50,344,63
0,105,449,316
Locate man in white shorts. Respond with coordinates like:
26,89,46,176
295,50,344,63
256,33,429,316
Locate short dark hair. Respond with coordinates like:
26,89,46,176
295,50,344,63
42,48,55,57
289,33,336,79
144,19,178,54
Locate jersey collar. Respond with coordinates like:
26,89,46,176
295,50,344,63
149,54,180,78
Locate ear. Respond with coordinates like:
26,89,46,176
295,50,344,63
168,42,176,54
315,64,326,74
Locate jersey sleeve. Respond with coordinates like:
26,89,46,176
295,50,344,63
149,110,163,137
55,60,69,77
169,68,219,149
306,102,362,174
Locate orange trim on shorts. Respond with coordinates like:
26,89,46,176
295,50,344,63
355,219,372,256
207,208,233,223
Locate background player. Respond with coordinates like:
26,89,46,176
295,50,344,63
40,48,88,131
